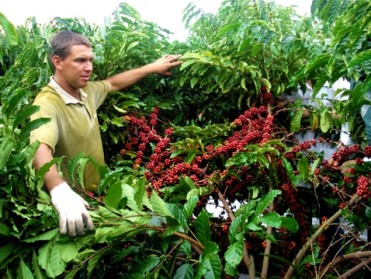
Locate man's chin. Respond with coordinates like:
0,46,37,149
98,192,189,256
80,80,89,87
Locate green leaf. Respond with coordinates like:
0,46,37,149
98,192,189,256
105,221,135,240
228,215,245,242
168,204,188,231
301,243,320,265
320,110,331,133
0,223,10,236
97,167,123,195
24,228,59,243
183,176,197,189
3,89,28,116
32,250,45,279
113,105,127,114
162,215,182,236
190,77,198,88
238,38,251,53
60,242,80,262
290,109,303,132
17,259,35,279
365,207,371,219
202,242,219,259
260,78,271,91
225,239,243,268
195,209,211,245
310,158,321,175
19,118,51,139
122,184,140,211
77,157,91,189
174,263,194,279
224,262,238,277
183,195,198,219
111,245,137,264
348,50,371,67
282,158,300,186
13,105,40,128
0,12,18,45
103,182,123,210
133,255,160,274
64,267,80,279
304,54,330,74
178,241,192,258
134,178,146,210
150,191,171,216
36,157,62,181
298,156,310,182
255,189,281,216
110,115,124,127
0,243,17,266
259,212,282,228
186,188,199,200
0,198,7,218
38,242,66,278
7,140,39,168
0,134,14,169
234,200,256,219
87,251,105,278
203,254,222,279
240,78,247,90
281,216,299,233
180,58,199,70
216,23,240,38
126,41,139,52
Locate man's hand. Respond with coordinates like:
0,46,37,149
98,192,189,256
151,54,183,76
50,182,94,236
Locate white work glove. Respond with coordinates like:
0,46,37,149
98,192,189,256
50,182,94,236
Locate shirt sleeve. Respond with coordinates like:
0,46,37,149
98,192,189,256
83,81,110,109
30,97,59,153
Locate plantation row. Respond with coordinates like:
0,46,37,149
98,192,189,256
0,0,370,278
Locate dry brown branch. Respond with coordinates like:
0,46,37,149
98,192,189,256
319,251,371,278
260,203,273,279
148,226,204,254
340,258,371,278
283,194,359,279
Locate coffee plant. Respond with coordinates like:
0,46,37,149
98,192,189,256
0,1,370,278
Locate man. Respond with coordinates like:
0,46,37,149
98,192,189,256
30,30,182,237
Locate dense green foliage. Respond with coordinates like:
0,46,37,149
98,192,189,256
0,1,370,278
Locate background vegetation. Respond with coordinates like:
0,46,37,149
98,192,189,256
0,0,370,278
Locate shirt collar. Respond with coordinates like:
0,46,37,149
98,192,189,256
48,76,87,105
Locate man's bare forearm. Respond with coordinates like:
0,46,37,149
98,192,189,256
106,55,182,92
33,143,64,192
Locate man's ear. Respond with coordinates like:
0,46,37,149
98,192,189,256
51,55,63,70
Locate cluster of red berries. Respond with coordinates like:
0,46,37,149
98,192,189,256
356,175,370,199
330,144,362,163
278,183,309,244
120,105,275,196
284,139,321,159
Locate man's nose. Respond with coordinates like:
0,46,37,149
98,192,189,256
85,61,93,71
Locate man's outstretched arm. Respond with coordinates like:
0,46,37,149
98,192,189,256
105,54,182,92
33,143,94,236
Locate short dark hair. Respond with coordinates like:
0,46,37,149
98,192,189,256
50,30,91,60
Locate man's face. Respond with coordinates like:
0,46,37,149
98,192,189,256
53,44,94,92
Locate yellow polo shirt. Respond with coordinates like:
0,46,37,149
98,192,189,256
30,78,110,191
